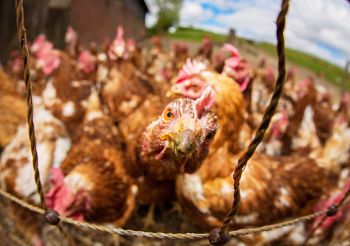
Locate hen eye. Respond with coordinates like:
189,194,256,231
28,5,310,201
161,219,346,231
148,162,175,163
163,109,174,121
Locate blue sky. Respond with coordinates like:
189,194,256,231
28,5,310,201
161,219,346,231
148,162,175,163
145,0,350,67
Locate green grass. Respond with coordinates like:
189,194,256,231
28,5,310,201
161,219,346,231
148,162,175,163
256,42,348,88
150,26,348,89
165,27,229,43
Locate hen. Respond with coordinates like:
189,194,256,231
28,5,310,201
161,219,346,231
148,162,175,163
118,87,218,227
176,147,331,229
0,69,26,149
170,58,339,235
311,85,336,145
0,97,71,245
168,59,244,154
45,92,136,226
195,36,213,62
119,87,218,196
101,26,153,123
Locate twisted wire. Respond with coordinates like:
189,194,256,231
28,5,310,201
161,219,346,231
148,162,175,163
10,0,350,243
303,183,350,245
15,1,75,245
0,188,335,240
15,0,46,211
220,0,290,232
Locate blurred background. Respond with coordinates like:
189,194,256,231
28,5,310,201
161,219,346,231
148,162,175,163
0,0,349,89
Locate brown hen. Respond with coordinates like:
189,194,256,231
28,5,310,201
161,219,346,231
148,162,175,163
0,69,26,149
168,59,244,154
45,92,136,226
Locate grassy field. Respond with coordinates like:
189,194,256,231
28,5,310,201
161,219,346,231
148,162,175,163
256,42,347,87
162,27,349,89
166,27,229,43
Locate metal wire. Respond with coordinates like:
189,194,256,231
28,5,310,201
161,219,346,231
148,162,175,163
220,0,290,233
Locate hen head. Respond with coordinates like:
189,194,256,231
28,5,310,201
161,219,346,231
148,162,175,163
222,44,251,91
168,59,214,105
296,77,314,99
30,34,60,75
65,26,78,47
341,91,350,105
271,111,289,139
108,26,126,60
198,36,212,58
142,86,218,173
46,168,91,221
78,50,97,74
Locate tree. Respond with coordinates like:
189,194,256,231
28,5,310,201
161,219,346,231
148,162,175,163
153,0,182,33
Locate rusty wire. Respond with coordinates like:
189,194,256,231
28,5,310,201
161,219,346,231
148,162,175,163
220,0,290,233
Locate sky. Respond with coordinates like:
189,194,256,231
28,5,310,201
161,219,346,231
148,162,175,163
145,0,350,67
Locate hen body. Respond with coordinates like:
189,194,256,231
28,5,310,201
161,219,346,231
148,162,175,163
0,97,71,245
172,58,340,234
176,146,332,230
0,69,26,149
46,93,136,226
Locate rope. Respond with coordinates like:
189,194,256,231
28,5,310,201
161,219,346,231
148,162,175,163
220,0,290,233
15,0,46,210
0,188,336,240
9,0,349,243
303,183,350,245
15,1,75,245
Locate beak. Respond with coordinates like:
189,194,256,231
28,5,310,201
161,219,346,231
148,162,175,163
160,129,196,158
160,117,198,160
173,129,196,158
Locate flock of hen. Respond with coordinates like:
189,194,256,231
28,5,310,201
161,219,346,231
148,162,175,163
0,26,350,245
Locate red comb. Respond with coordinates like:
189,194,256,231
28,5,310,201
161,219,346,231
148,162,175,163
194,86,215,116
127,39,135,51
78,50,96,74
342,92,350,104
31,34,47,54
65,26,77,44
108,25,126,60
223,43,241,58
45,168,65,208
117,26,124,40
177,59,207,83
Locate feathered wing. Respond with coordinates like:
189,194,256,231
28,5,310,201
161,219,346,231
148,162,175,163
203,72,244,153
54,93,137,225
0,97,71,245
176,148,332,230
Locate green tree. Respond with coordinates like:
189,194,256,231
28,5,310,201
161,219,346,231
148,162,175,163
153,0,182,33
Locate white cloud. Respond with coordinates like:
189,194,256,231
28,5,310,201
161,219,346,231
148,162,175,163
286,0,350,66
216,7,278,42
145,0,350,66
179,1,213,26
145,0,159,27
